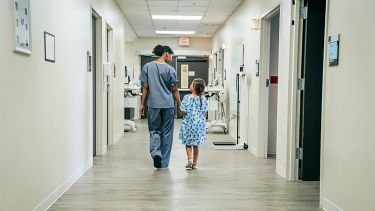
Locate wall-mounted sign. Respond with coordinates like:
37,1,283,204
181,64,189,88
255,60,260,77
250,19,260,31
270,76,278,84
13,0,32,54
188,71,195,77
44,32,55,63
179,37,190,46
328,34,340,67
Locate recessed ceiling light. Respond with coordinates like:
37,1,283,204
155,31,195,35
152,15,202,21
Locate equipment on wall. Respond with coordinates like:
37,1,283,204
124,66,141,132
212,72,247,150
206,86,228,134
212,45,248,150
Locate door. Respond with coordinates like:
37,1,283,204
259,6,280,158
297,0,326,181
176,56,209,119
92,15,97,156
267,13,280,158
176,57,209,89
105,25,114,146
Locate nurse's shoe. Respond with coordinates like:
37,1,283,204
153,155,162,168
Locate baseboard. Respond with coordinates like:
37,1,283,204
322,197,343,211
32,158,93,211
249,145,258,157
113,132,124,145
276,164,287,178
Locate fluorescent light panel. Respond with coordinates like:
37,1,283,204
152,15,202,20
156,31,195,35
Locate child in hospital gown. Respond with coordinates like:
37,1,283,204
178,79,208,170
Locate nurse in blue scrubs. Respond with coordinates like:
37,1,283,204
139,45,181,168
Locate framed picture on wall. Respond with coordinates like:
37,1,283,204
13,0,32,54
44,32,55,63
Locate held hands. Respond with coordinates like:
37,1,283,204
140,105,145,116
178,110,186,117
177,103,186,117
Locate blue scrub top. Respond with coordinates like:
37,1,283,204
139,61,179,108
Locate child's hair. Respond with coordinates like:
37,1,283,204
193,78,206,109
152,45,174,57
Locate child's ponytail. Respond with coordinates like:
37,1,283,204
193,79,206,110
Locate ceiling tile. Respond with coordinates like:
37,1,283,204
178,6,206,13
115,0,243,37
147,1,178,6
149,5,178,11
177,11,205,16
179,0,210,7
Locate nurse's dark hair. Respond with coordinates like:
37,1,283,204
152,45,174,57
193,78,206,109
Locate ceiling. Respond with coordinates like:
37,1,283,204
115,0,243,38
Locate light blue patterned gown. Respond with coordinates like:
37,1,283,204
179,94,208,147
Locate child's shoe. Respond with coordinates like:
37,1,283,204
185,158,193,170
192,162,197,169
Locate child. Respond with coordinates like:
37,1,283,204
178,78,208,170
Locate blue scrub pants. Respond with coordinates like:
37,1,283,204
147,108,175,168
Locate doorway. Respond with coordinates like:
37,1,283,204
259,6,280,159
295,0,326,181
91,13,98,157
90,9,113,155
267,13,280,158
176,56,209,119
105,24,114,146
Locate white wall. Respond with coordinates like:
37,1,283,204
320,0,375,210
0,0,127,210
212,0,293,177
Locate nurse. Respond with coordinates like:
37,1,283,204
139,45,181,168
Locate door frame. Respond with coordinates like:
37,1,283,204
287,0,307,181
287,0,329,180
105,24,114,146
91,8,107,155
90,7,116,155
258,4,280,159
91,12,98,157
292,0,305,180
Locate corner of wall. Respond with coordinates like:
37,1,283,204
32,158,93,211
322,197,343,211
113,132,124,145
249,145,258,157
276,164,286,178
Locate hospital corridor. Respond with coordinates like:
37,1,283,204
0,0,374,211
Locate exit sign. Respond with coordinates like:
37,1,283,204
179,37,190,46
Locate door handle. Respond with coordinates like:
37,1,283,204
87,51,92,72
266,79,270,87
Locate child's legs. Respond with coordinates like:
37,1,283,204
193,146,199,163
185,145,193,160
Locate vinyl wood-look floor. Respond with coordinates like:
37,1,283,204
50,120,321,211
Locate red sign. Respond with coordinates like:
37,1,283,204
179,37,190,46
270,76,278,84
